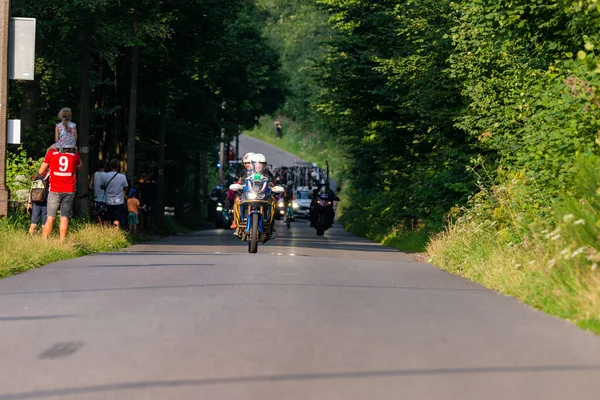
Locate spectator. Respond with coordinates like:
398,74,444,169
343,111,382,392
48,107,78,152
127,189,145,233
275,121,282,140
89,160,109,223
39,147,81,240
140,174,157,229
26,172,49,235
100,159,129,228
89,160,106,202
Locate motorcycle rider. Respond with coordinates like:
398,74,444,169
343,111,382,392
309,182,339,228
231,152,255,232
251,154,278,232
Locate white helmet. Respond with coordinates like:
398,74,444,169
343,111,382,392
251,153,267,173
252,153,267,164
243,152,256,164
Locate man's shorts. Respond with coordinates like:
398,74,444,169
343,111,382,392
31,202,48,226
106,203,127,225
47,192,75,218
128,212,138,226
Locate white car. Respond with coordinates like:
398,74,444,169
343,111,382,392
293,186,312,218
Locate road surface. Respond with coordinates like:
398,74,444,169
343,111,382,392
0,135,599,399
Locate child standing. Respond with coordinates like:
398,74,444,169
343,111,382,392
127,189,145,233
26,173,49,235
53,108,77,150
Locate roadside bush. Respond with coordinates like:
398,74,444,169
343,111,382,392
6,146,43,201
428,154,600,334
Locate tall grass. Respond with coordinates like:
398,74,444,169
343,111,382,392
427,156,600,334
0,216,132,278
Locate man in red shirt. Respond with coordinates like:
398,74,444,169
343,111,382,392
38,147,82,240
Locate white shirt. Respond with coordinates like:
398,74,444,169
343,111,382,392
100,171,128,205
93,171,106,202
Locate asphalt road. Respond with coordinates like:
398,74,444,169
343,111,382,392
0,136,599,399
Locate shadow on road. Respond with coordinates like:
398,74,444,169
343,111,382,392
0,281,487,297
2,364,599,399
0,315,76,321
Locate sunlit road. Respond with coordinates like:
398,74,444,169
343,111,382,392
0,136,599,399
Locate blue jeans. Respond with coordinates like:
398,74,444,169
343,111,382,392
31,202,48,226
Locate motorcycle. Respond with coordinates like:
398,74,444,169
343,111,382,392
277,198,285,220
215,202,233,229
277,198,295,229
310,192,336,236
230,175,284,253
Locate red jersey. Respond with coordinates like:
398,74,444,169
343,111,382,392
43,150,81,193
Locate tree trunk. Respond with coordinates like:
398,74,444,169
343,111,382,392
126,43,139,185
20,80,37,134
193,151,201,211
156,100,167,224
201,147,208,220
75,26,91,217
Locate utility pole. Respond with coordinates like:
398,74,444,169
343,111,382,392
0,0,10,217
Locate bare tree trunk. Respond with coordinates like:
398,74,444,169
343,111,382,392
156,100,167,224
75,26,91,217
126,43,139,185
20,81,36,133
193,151,201,211
201,147,208,219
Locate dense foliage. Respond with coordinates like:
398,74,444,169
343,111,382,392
303,0,600,235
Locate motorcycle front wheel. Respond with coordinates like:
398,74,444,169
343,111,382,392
249,213,259,254
316,213,325,236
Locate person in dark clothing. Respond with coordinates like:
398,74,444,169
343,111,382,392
139,174,157,229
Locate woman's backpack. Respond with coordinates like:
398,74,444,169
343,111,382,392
30,175,49,203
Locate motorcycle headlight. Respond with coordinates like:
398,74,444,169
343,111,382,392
328,201,332,205
278,201,284,208
218,203,223,207
216,206,223,211
247,193,257,200
257,193,266,200
293,201,299,209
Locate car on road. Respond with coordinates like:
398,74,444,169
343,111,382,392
293,186,312,218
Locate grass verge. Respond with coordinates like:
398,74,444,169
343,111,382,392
0,212,207,279
427,158,600,335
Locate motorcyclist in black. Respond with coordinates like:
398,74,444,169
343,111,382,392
309,182,339,229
